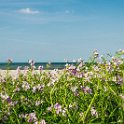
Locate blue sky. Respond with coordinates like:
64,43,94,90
0,0,124,62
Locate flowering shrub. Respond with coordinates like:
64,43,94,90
0,50,124,124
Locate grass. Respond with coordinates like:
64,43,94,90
0,50,124,124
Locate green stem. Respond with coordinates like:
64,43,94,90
83,79,100,124
106,82,117,96
63,85,72,123
13,108,20,124
50,83,56,118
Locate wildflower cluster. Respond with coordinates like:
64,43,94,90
0,50,124,123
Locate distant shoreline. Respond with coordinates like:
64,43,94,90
0,62,76,70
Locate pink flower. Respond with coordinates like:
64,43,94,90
6,97,12,103
54,103,62,114
38,66,43,70
22,81,30,91
27,112,37,123
81,86,92,94
120,94,124,100
16,66,21,73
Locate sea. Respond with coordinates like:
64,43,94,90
0,62,76,70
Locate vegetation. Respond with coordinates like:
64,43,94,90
0,50,124,124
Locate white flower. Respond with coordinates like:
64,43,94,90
62,108,67,116
22,81,30,91
119,94,124,100
79,112,84,117
68,65,76,70
71,86,78,93
32,86,37,93
77,58,83,62
34,121,38,124
19,113,25,118
13,87,20,92
38,66,43,70
93,50,99,58
34,120,46,124
40,119,46,124
0,93,9,100
69,104,73,109
47,106,52,111
28,60,35,66
112,76,117,82
16,66,21,73
90,107,98,118
37,84,44,91
32,84,44,93
65,63,70,68
35,100,41,106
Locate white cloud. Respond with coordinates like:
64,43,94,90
18,8,40,14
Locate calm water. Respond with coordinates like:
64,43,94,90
0,62,76,70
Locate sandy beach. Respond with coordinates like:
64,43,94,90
0,70,22,78
0,70,42,78
0,69,62,78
